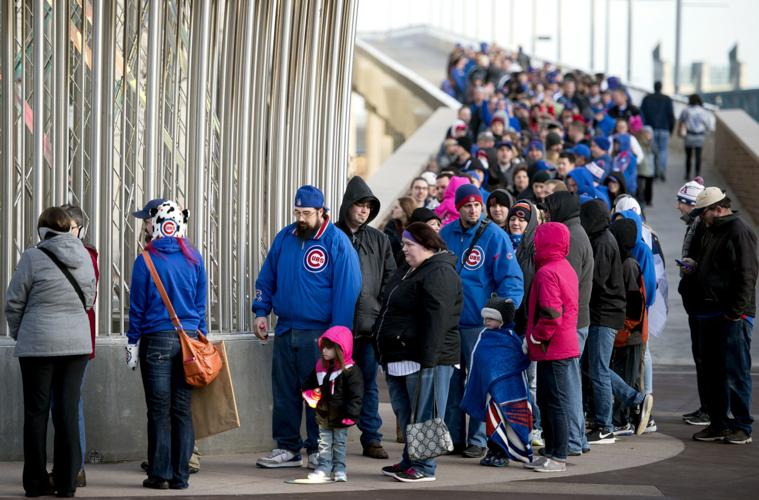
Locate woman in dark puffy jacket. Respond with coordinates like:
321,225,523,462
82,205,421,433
374,222,463,483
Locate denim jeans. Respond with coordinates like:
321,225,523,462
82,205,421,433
612,344,644,426
653,129,670,177
567,327,588,452
445,327,487,448
537,359,571,461
527,361,541,431
271,329,322,454
587,325,617,432
353,337,382,447
643,340,653,395
315,426,348,474
701,317,754,434
139,331,194,488
387,365,453,476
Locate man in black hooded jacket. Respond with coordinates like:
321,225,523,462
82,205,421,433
336,176,397,459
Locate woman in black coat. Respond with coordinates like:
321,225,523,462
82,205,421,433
374,222,463,483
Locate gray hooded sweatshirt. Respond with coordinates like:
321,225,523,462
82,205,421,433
5,232,97,357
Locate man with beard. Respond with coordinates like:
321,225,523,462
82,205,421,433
336,177,396,459
253,185,361,469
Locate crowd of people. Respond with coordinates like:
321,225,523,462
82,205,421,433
5,40,756,496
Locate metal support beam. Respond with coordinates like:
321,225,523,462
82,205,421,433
1,0,16,332
54,0,69,205
145,0,163,200
590,0,595,70
33,0,45,222
674,0,682,94
90,0,105,334
626,0,633,82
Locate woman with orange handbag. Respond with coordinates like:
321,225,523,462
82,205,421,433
126,200,207,490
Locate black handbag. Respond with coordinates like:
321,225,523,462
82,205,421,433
405,368,454,460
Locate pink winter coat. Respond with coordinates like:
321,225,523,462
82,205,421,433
435,176,471,226
527,222,580,362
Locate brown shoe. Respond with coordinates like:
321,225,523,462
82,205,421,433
362,443,389,459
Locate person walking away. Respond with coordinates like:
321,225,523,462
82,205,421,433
523,222,579,473
5,207,96,498
639,81,675,181
301,327,363,482
634,127,656,207
678,94,713,179
253,185,361,468
336,176,396,459
686,188,757,444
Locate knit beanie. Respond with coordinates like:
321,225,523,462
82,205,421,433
455,183,483,210
592,136,610,152
676,178,706,206
481,297,516,326
508,200,533,223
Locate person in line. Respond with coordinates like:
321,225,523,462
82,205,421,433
687,188,757,444
441,184,524,459
6,207,96,498
302,327,363,482
336,177,396,459
126,201,207,490
383,196,416,262
486,189,514,230
639,81,675,181
409,207,442,232
375,222,462,483
253,186,361,469
409,177,431,209
523,222,579,473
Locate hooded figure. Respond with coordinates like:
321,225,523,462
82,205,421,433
601,171,627,208
612,134,638,195
337,176,397,337
435,175,472,226
303,326,364,429
567,168,603,204
609,219,646,343
506,199,539,334
615,210,657,309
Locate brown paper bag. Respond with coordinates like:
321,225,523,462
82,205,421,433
192,341,240,439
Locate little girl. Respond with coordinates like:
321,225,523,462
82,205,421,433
302,326,363,482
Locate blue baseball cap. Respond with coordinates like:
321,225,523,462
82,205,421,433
294,185,328,211
571,144,591,160
132,198,167,219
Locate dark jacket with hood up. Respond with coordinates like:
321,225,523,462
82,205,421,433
337,176,397,336
374,252,462,367
544,192,594,329
509,199,539,334
580,199,626,330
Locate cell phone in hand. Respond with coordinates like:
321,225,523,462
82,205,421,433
675,259,687,267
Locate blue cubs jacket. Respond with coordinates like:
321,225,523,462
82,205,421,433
440,217,524,328
253,216,361,335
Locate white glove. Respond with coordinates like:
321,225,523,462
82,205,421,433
126,341,140,370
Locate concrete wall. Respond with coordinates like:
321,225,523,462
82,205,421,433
0,337,274,462
713,110,759,225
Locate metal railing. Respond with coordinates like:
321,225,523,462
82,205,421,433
0,0,358,337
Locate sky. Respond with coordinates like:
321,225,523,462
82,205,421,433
357,0,759,92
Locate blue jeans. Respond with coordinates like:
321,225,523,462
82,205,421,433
139,331,194,488
653,129,670,177
353,337,382,447
567,327,588,452
587,325,616,432
643,341,653,395
271,329,322,454
527,361,541,431
537,359,571,461
387,365,453,476
702,317,754,434
315,426,348,474
445,327,487,448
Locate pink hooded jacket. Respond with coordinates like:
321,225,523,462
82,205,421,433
435,176,471,226
527,222,580,362
314,325,355,376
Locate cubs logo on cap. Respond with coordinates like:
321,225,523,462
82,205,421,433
304,245,329,273
463,245,485,271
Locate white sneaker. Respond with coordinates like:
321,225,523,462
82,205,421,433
636,394,654,435
307,452,319,470
523,456,549,469
256,448,302,468
533,458,567,473
307,470,330,482
531,430,545,447
333,471,347,482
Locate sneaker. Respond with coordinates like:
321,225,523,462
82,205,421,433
256,448,302,468
693,426,731,442
140,461,149,473
75,469,86,488
480,450,509,467
462,444,486,458
523,456,549,469
643,418,658,434
635,394,654,436
362,442,389,459
682,408,703,420
307,452,319,470
613,423,634,437
531,429,545,447
393,467,436,483
533,458,567,473
724,429,752,445
307,470,330,482
333,471,348,482
381,463,404,478
143,478,169,490
586,429,616,444
685,411,711,426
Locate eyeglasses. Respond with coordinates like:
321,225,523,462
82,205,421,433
293,209,316,219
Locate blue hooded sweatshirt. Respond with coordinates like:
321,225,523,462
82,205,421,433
617,210,657,308
440,217,524,328
127,237,207,344
612,134,638,195
253,216,362,335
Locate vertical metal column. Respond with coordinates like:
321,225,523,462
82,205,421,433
590,0,596,70
674,0,682,94
90,0,105,334
1,0,16,331
33,0,45,222
556,0,562,63
604,0,610,73
54,0,69,205
145,0,162,200
626,0,632,82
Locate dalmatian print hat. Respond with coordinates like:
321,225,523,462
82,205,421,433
150,200,189,240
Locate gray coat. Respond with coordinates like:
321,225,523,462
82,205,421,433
6,233,97,357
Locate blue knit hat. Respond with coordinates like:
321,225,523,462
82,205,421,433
571,144,591,160
455,183,483,211
294,185,327,210
592,136,611,152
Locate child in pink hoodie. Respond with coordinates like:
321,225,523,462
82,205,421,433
524,222,579,473
434,176,471,226
301,326,363,482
